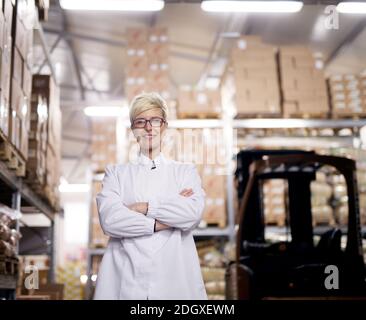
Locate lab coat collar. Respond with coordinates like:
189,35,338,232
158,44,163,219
137,151,169,168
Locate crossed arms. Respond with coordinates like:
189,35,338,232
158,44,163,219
96,165,205,238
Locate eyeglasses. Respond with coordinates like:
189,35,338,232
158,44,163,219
132,117,166,128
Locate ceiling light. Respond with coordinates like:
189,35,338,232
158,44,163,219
60,0,164,12
337,2,366,14
201,1,303,13
84,106,127,117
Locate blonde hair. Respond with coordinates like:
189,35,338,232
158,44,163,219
129,92,168,124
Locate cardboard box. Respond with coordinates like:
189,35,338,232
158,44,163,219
126,28,148,45
20,119,29,158
280,46,314,58
233,36,276,52
147,43,169,60
3,0,13,25
126,83,146,102
13,47,23,86
1,34,11,97
147,70,169,86
126,44,147,58
0,90,9,135
23,64,32,95
203,198,226,228
231,54,277,69
126,55,148,73
15,17,26,58
0,11,4,50
202,171,226,199
24,28,33,68
9,110,21,149
148,27,168,43
178,88,222,115
233,67,278,80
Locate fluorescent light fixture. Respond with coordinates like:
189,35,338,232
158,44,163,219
84,106,126,117
59,183,90,193
201,1,303,13
337,2,366,14
59,0,164,11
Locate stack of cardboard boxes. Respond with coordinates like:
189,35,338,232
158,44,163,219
89,120,117,248
0,0,14,139
177,88,222,118
263,180,286,226
200,165,227,228
9,0,35,162
0,0,36,177
329,74,366,118
221,36,281,117
90,119,117,173
125,27,171,103
279,46,329,117
174,128,227,228
29,75,61,209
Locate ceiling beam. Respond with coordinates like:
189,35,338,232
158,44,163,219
37,34,63,73
60,83,110,94
58,6,86,100
43,27,209,62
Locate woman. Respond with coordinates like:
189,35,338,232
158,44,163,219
94,92,207,300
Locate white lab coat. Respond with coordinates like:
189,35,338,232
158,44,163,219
93,152,208,300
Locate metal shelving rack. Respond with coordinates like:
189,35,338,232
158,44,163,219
0,17,58,299
0,160,56,298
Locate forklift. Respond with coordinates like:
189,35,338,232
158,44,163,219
226,150,366,299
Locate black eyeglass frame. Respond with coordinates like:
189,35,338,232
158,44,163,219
131,117,167,129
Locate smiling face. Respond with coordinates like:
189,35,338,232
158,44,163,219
131,107,167,153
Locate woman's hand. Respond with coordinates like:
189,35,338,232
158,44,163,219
126,202,148,215
179,188,194,197
154,221,171,232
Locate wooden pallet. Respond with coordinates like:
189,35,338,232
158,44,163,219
178,112,221,119
0,130,26,177
283,112,329,119
235,113,282,119
331,113,366,120
0,255,19,276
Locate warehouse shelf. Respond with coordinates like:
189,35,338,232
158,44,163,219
0,159,57,287
233,118,366,129
238,136,356,149
0,160,55,221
